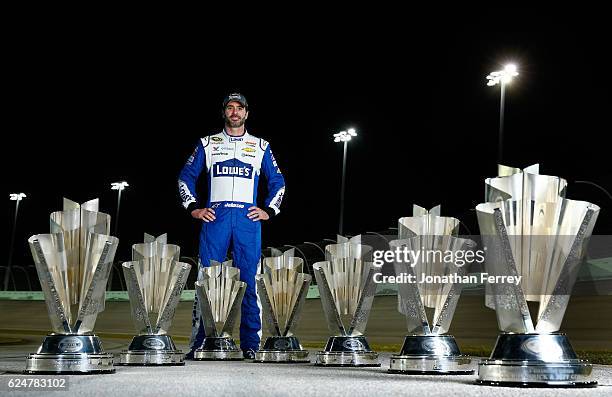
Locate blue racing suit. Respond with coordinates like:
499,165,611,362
178,130,285,353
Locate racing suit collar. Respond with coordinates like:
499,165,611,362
222,129,249,141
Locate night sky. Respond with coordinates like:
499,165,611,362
4,29,611,265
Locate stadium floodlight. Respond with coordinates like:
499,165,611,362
487,63,519,164
332,128,357,235
111,181,129,237
5,193,27,290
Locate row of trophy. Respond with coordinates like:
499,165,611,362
24,162,601,389
25,199,193,372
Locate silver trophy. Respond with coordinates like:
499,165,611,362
193,261,246,360
389,205,476,374
313,235,380,367
26,198,119,374
118,233,191,366
476,164,600,387
254,248,312,363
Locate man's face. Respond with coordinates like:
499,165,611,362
224,101,248,128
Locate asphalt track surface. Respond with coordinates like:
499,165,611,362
1,296,611,396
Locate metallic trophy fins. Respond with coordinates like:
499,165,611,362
258,277,282,335
255,249,311,363
476,165,600,387
29,236,73,334
75,237,118,334
536,205,598,333
389,205,476,375
346,265,377,336
123,263,153,334
283,274,311,336
118,233,190,366
155,262,190,335
480,207,535,333
314,262,346,335
315,236,380,367
431,238,474,335
220,279,245,337
26,198,118,374
391,244,429,335
194,262,246,360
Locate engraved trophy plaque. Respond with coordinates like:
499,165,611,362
476,165,600,387
193,261,246,360
254,248,312,363
313,235,380,366
118,233,191,365
26,198,119,374
388,205,476,374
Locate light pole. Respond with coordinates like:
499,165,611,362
4,193,26,291
487,63,519,165
111,181,129,237
333,128,357,236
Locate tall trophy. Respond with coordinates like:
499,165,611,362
193,261,246,360
118,233,191,365
26,198,119,374
476,164,600,387
388,205,476,374
313,235,380,367
254,249,312,363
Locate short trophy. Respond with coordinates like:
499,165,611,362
118,233,191,365
388,205,476,375
254,248,312,363
26,198,119,374
193,261,246,360
476,164,600,387
313,235,380,366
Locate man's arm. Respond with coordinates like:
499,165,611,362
260,142,286,218
178,139,206,213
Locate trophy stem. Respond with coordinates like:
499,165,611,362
254,336,310,363
25,334,114,374
476,333,597,387
117,334,185,366
194,337,243,361
388,335,474,375
315,336,380,367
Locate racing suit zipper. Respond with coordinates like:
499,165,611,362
231,140,236,202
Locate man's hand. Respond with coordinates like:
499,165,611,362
191,208,216,222
247,206,270,221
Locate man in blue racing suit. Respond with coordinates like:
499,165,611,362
178,93,285,359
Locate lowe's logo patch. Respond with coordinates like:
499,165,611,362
213,159,253,179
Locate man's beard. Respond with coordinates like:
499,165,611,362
224,115,245,128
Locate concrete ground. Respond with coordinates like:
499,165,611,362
1,295,611,396
0,340,611,397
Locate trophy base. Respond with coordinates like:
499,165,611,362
476,333,597,387
388,335,474,375
25,334,114,374
117,335,184,366
254,336,309,363
194,337,243,361
315,336,380,367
